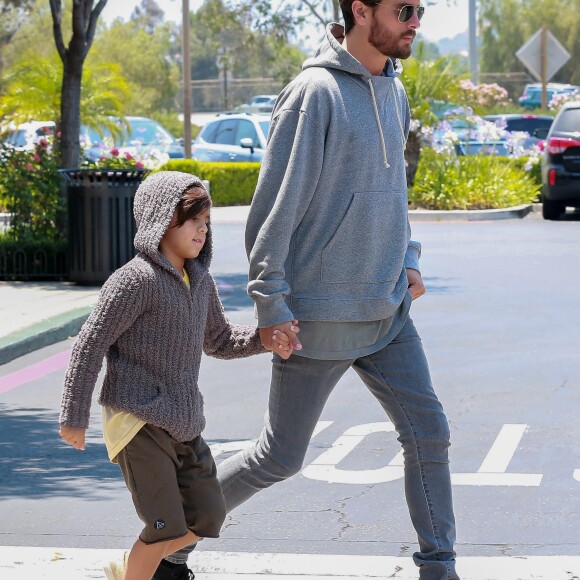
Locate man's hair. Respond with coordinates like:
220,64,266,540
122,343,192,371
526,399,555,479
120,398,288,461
340,0,378,33
174,185,211,228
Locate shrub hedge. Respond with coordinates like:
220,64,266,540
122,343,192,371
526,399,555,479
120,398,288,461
410,149,541,210
158,160,261,206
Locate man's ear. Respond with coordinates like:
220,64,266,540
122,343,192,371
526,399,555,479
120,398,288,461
352,0,370,27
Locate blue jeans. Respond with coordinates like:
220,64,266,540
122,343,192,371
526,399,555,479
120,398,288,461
168,318,458,579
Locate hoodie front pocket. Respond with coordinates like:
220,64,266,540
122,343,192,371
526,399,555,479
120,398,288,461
321,191,407,284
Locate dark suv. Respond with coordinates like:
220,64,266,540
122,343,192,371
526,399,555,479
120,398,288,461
541,102,580,220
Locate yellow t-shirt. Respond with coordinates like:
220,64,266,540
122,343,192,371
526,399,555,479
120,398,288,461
101,269,190,463
102,407,146,463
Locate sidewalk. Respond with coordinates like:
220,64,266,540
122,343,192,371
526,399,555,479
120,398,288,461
0,546,578,579
0,204,533,365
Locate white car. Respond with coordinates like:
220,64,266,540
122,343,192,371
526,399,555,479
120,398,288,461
3,121,55,151
236,94,278,114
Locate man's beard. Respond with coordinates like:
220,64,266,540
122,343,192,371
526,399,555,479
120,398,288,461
368,15,414,60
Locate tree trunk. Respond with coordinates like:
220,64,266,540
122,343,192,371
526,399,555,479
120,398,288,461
59,55,83,169
50,0,107,169
405,130,422,188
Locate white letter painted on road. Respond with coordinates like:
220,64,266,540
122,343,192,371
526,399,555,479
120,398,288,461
452,424,543,486
302,422,404,484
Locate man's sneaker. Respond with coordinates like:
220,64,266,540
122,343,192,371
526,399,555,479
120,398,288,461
103,550,129,580
153,559,195,580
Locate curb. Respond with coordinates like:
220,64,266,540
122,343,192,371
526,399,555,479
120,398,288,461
209,204,535,224
0,309,91,365
408,204,533,222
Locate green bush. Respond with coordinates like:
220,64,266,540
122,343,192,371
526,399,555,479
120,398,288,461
410,149,541,210
159,160,261,206
0,142,65,242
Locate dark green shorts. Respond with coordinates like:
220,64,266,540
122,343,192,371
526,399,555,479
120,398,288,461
117,424,226,544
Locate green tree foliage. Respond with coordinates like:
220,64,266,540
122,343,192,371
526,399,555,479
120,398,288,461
480,0,580,85
89,20,180,117
130,0,165,35
187,0,304,83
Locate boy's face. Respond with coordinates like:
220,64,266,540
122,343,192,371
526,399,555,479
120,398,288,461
160,208,210,267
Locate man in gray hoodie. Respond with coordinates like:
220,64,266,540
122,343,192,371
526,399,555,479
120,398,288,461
161,2,458,579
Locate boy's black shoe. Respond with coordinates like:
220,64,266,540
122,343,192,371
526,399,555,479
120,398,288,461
153,559,194,580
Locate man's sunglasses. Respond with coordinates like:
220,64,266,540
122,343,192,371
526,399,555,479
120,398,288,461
374,3,425,23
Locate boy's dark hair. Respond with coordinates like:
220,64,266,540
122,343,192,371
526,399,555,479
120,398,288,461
340,0,378,33
174,185,211,228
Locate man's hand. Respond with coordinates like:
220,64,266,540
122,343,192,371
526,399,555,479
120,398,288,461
406,268,426,300
60,426,86,450
260,320,301,360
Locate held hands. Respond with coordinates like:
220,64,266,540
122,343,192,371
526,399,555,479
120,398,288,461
60,426,86,450
260,319,301,360
406,268,426,300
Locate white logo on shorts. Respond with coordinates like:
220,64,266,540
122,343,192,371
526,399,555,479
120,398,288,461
154,519,166,530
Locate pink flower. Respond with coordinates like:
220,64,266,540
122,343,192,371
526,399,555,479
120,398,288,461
25,163,34,171
33,154,41,162
124,152,133,160
135,161,145,168
110,148,120,157
39,139,48,147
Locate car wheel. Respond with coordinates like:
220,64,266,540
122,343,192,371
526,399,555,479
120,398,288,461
542,198,565,220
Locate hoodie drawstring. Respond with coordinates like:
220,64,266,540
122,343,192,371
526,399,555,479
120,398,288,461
368,78,408,170
368,79,389,169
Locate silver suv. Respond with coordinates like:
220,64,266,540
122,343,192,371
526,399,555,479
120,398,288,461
192,113,270,162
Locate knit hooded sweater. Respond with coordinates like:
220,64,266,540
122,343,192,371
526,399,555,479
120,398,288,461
59,171,264,442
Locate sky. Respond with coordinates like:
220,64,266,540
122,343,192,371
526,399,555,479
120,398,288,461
100,0,469,43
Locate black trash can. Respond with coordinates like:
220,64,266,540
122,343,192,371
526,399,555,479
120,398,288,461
60,169,149,285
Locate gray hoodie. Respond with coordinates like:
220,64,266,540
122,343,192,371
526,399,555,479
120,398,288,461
245,23,421,328
60,171,263,442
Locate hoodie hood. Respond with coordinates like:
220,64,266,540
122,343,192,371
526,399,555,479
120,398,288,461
133,171,212,274
303,23,403,79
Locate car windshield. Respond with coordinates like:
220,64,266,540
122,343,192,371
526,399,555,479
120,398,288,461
120,119,175,146
85,119,175,147
259,121,270,138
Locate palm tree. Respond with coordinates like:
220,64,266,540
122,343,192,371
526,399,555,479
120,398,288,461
0,51,129,142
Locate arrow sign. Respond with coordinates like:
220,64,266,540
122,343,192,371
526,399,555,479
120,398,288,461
516,28,570,82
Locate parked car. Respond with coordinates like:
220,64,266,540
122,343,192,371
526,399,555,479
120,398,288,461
518,83,579,109
455,140,511,157
236,94,278,114
483,113,553,149
3,121,55,151
540,101,580,220
80,116,184,161
191,113,270,162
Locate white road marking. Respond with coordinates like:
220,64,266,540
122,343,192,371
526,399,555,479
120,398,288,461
452,424,543,486
0,547,578,579
302,422,404,484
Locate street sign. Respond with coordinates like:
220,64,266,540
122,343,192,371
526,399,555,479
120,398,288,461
516,28,570,82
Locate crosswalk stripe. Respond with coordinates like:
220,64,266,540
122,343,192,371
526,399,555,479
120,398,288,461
0,547,579,579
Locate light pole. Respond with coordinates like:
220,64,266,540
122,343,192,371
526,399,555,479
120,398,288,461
182,0,192,159
468,0,478,84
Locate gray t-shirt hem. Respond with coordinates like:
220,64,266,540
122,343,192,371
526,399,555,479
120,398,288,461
293,291,412,360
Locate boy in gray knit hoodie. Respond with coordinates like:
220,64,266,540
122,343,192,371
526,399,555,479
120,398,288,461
59,171,294,580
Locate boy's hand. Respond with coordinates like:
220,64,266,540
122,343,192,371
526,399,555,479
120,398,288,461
60,426,86,450
260,320,301,360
